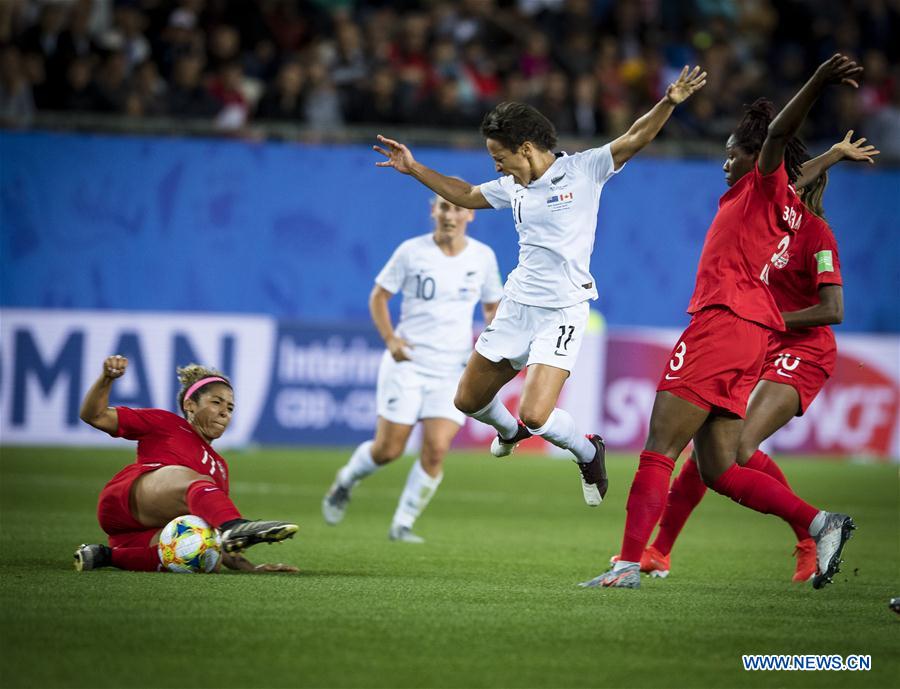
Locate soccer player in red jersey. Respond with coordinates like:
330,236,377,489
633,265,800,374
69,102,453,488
618,131,879,583
74,355,299,573
581,54,863,590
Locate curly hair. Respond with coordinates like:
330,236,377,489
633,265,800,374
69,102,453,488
731,98,809,184
176,363,232,417
480,101,557,153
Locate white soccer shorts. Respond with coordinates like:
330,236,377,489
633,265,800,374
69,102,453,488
474,297,589,372
375,352,466,426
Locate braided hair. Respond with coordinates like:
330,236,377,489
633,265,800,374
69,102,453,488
176,363,232,418
731,98,809,183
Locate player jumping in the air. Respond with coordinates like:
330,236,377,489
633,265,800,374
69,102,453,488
74,356,299,573
581,54,863,590
322,193,502,542
374,66,707,506
615,130,879,582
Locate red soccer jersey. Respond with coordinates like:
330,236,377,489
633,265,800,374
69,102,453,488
766,211,842,374
113,407,230,493
688,162,805,330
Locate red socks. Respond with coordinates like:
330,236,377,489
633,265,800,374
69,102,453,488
620,450,676,563
651,457,707,556
185,481,242,528
110,546,161,572
744,450,809,540
712,464,818,536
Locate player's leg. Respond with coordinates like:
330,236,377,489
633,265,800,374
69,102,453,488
454,351,521,441
132,466,297,553
323,417,414,525
518,362,607,504
75,528,162,572
581,391,709,588
389,417,460,543
696,415,854,588
649,378,801,565
458,297,532,451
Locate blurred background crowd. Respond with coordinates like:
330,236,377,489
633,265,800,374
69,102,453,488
1,0,898,156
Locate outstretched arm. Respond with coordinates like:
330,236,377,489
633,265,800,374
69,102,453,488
795,130,880,189
373,135,492,209
610,65,706,169
79,355,127,435
759,54,863,176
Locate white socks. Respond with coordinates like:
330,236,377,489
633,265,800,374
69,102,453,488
337,440,381,488
392,460,442,529
469,397,519,439
526,408,595,463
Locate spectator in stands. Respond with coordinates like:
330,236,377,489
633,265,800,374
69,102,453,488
0,43,34,127
165,53,218,117
256,59,306,122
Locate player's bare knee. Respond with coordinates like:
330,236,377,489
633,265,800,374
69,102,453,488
371,440,403,464
453,391,479,416
735,442,756,465
696,463,723,488
419,450,445,475
518,407,549,430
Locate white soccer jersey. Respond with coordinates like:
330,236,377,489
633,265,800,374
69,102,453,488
376,234,504,374
478,143,622,308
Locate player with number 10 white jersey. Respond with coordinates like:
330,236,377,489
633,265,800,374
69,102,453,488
322,195,502,542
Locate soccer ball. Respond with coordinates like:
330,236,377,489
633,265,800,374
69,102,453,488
157,515,222,573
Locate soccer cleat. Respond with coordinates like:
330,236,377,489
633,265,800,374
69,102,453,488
388,525,425,544
579,564,641,589
811,512,855,589
74,543,112,571
792,538,816,583
322,479,353,525
490,421,532,458
610,545,670,578
575,434,608,506
220,520,298,553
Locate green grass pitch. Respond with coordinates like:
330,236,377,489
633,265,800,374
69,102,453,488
1,446,897,689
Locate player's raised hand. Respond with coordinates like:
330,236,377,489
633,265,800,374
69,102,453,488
665,65,707,105
814,54,863,88
831,130,880,164
387,335,413,362
373,135,417,174
103,355,128,379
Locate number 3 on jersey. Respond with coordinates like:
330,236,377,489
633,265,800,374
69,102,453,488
666,341,686,378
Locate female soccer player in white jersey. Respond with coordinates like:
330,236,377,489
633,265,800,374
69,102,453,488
322,194,503,542
373,66,706,505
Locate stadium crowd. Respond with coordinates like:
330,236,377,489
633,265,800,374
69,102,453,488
1,0,898,154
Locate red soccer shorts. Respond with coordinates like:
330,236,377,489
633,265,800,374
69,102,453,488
657,306,768,418
759,351,829,415
96,462,164,538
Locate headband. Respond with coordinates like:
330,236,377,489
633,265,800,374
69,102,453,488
183,376,229,407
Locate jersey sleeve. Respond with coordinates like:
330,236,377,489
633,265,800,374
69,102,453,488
808,223,843,287
477,176,513,209
752,160,790,202
374,242,408,294
571,144,621,184
480,248,505,303
114,407,174,440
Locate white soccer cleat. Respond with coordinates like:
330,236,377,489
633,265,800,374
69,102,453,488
490,422,532,458
811,512,856,589
322,479,353,526
388,525,425,544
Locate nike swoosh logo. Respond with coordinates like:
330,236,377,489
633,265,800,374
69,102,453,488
665,374,680,380
554,351,568,357
202,487,219,492
551,173,566,184
776,370,793,378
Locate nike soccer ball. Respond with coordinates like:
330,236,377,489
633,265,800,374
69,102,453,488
157,515,222,573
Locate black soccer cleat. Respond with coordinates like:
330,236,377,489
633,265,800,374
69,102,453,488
490,421,533,457
74,543,112,571
811,513,856,589
576,434,608,506
220,520,299,553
